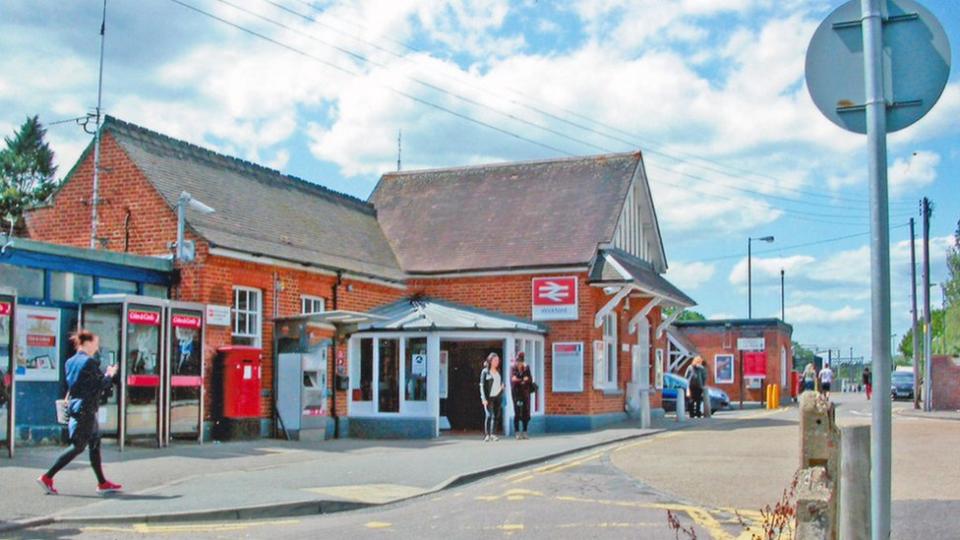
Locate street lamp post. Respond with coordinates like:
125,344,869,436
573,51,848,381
781,268,786,322
748,235,775,318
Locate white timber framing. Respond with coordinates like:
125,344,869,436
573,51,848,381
594,285,635,328
655,308,684,339
628,297,661,335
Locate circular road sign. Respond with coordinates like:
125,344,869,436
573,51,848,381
806,0,951,134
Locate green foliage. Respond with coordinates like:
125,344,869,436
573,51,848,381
677,310,706,321
945,218,960,307
792,341,816,369
899,309,947,358
0,116,58,224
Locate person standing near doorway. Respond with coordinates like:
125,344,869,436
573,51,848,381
862,367,873,400
37,330,122,495
819,363,834,399
511,352,533,439
479,353,504,442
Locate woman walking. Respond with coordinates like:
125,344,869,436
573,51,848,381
37,330,122,495
802,363,817,393
862,367,873,400
479,353,504,442
510,352,533,439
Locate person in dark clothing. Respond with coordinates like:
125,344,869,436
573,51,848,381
862,367,873,400
479,353,504,442
37,330,122,495
684,356,707,418
510,352,533,439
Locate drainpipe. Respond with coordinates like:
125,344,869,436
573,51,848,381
331,270,343,438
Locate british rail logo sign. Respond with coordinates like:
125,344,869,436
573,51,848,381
532,276,578,321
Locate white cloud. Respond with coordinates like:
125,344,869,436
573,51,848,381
665,261,716,290
889,151,940,196
786,304,863,324
729,255,816,287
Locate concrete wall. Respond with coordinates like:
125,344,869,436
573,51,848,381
931,355,960,411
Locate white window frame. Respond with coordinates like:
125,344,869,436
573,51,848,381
301,295,326,315
715,354,735,384
595,313,618,390
232,286,262,347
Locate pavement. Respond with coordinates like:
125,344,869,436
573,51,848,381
0,418,685,533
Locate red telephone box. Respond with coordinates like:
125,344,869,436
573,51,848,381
218,346,262,418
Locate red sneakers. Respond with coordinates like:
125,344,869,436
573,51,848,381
96,480,123,494
36,475,58,495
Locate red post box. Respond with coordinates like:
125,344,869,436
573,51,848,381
791,370,800,399
218,346,262,419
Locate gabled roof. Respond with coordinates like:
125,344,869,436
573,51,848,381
370,152,643,274
589,248,695,307
358,297,546,333
100,117,405,282
666,325,700,356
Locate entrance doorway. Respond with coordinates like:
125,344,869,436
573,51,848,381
440,340,503,432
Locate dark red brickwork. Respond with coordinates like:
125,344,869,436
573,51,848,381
931,355,960,411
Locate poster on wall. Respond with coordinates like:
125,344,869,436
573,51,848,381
655,349,664,390
439,351,449,399
744,351,767,378
14,306,60,381
552,342,583,392
715,354,734,384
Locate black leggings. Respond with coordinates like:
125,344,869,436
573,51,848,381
46,414,106,483
484,397,502,436
513,397,530,433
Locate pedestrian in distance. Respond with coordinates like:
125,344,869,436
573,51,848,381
684,356,708,418
862,367,873,400
37,329,122,496
802,363,817,393
479,353,504,442
819,363,834,400
510,352,533,439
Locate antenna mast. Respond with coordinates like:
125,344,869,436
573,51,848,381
90,0,107,249
396,129,402,171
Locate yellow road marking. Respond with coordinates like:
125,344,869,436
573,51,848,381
365,521,392,529
303,483,425,504
498,524,524,531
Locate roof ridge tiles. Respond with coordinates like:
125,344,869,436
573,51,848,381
102,115,374,215
381,150,641,178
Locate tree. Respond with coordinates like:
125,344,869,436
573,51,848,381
0,116,58,226
945,217,960,307
676,310,706,322
898,309,946,359
792,341,816,369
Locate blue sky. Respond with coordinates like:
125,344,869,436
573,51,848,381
1,0,958,358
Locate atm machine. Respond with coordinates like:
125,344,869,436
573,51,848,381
275,315,331,441
1,288,16,458
81,295,166,450
165,301,205,444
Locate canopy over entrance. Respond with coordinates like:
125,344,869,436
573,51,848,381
357,298,547,334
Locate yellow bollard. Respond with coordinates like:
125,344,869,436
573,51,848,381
766,384,773,409
773,384,780,409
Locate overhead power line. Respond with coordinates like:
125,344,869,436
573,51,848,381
168,0,912,226
276,0,914,210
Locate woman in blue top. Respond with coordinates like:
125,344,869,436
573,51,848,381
37,329,122,495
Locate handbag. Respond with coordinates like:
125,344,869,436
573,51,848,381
55,392,71,425
530,381,539,394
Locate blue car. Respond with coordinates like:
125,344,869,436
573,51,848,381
662,373,730,413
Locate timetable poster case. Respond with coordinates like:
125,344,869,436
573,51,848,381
552,342,584,392
15,306,61,381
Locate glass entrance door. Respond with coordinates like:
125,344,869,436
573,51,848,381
82,303,122,438
125,304,163,446
1,295,14,458
168,309,203,441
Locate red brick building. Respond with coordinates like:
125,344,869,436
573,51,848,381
931,355,960,411
670,319,793,404
26,117,694,438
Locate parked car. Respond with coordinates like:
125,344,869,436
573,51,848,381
891,370,915,400
662,373,730,413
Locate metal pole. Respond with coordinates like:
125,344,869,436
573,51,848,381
89,0,107,249
780,268,785,322
922,197,932,411
861,1,892,537
748,238,753,319
176,196,185,261
910,217,920,408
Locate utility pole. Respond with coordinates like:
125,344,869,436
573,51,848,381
396,129,402,172
780,268,786,322
910,217,920,408
922,197,932,411
89,0,107,249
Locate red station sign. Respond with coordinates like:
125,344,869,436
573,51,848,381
531,276,578,321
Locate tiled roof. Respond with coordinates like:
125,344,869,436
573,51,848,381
589,248,696,307
370,152,641,274
103,116,405,282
